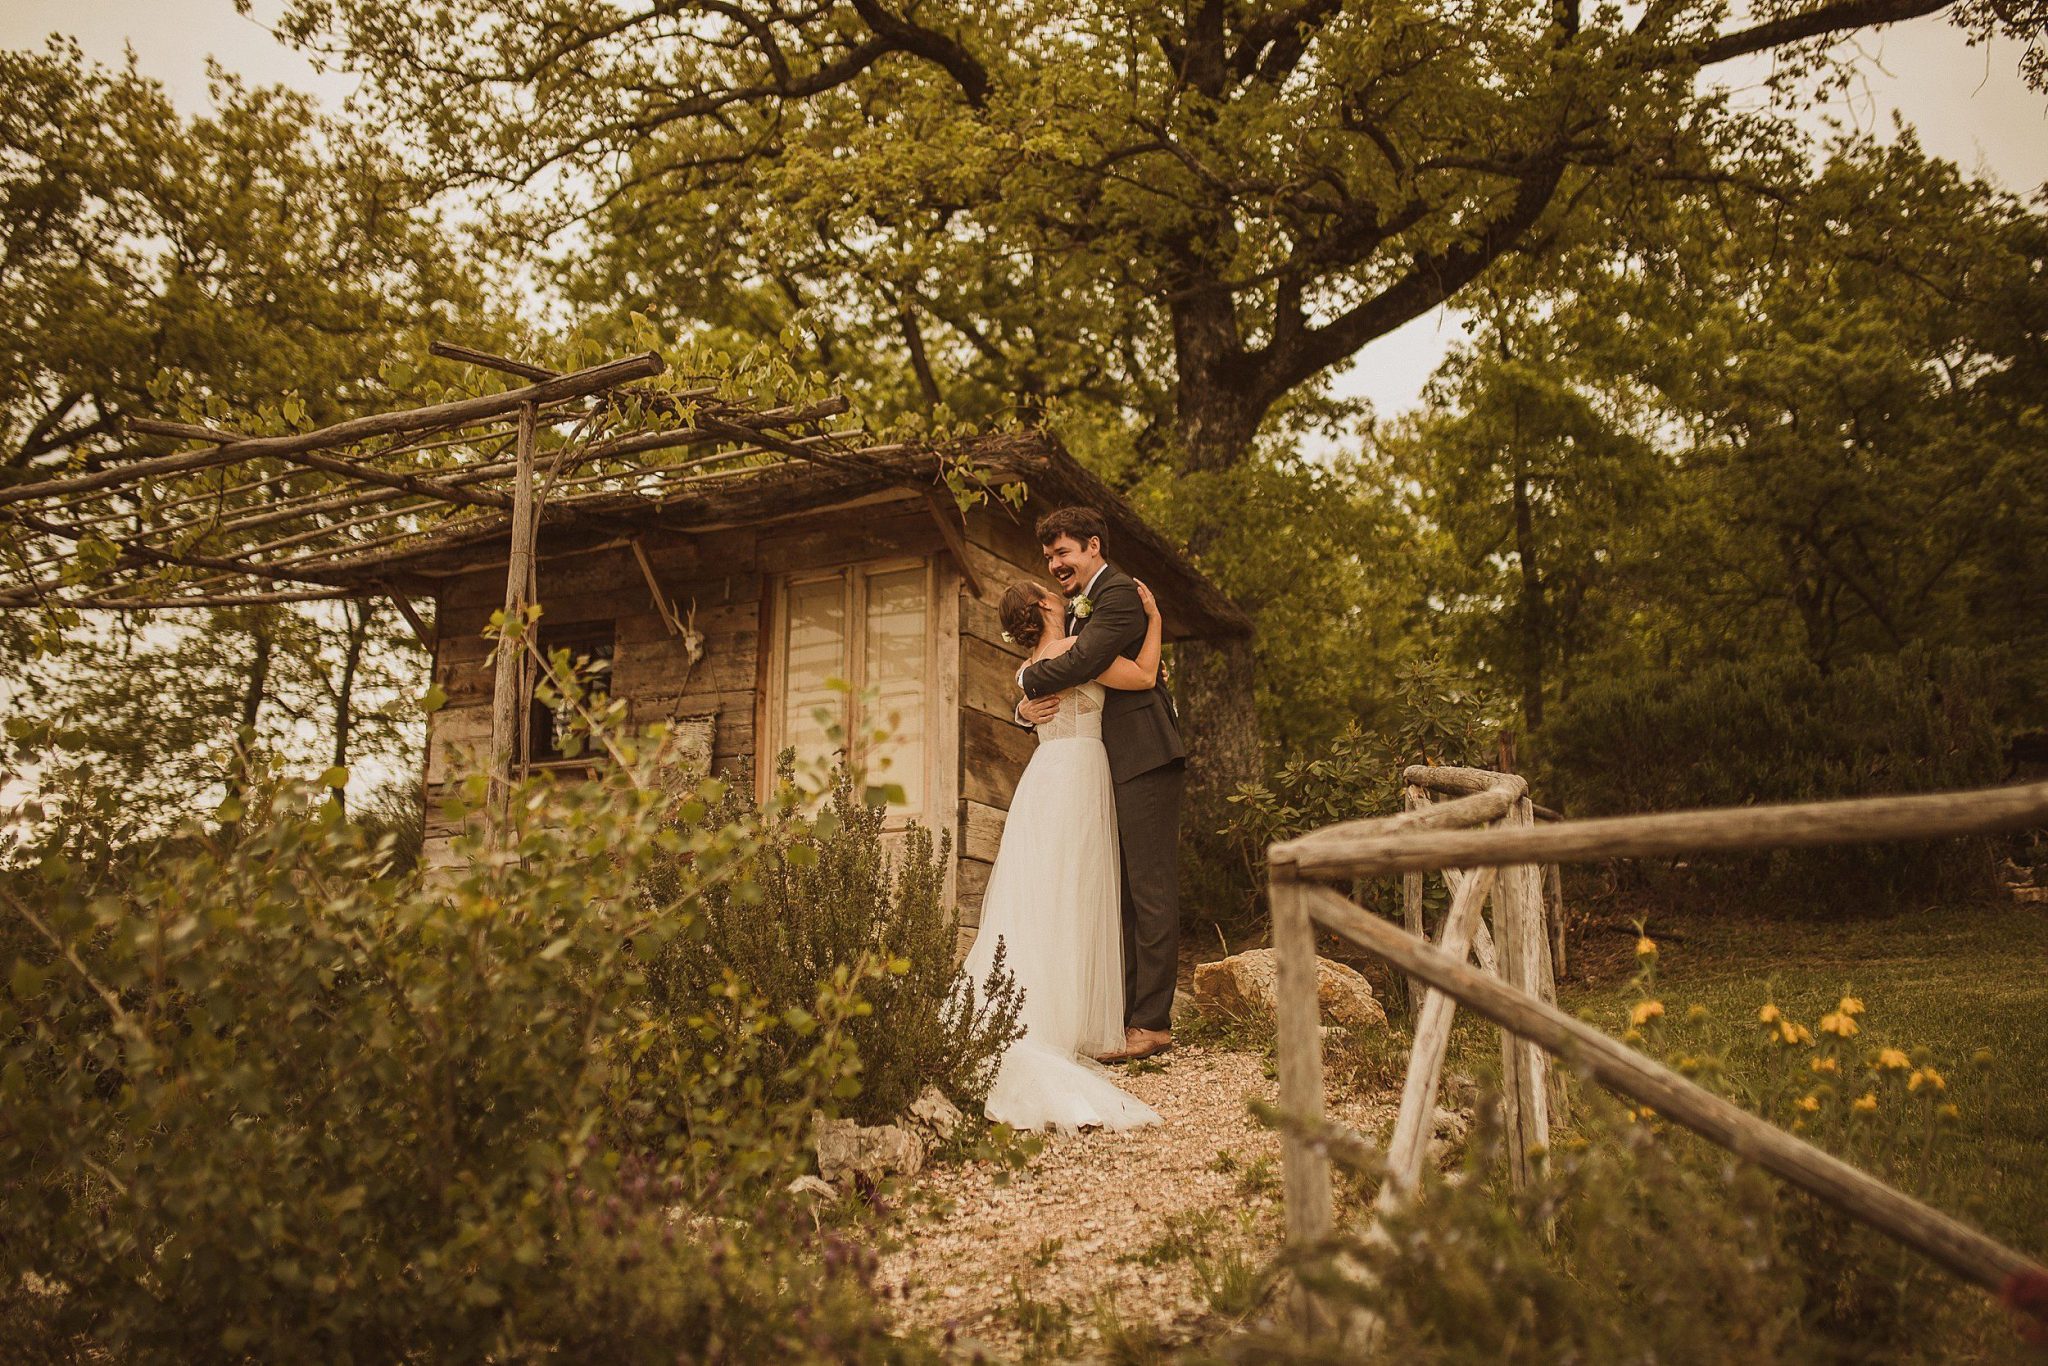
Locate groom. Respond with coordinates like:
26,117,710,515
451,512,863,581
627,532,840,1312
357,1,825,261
1014,506,1185,1063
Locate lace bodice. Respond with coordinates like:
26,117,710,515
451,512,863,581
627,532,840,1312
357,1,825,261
1031,680,1106,743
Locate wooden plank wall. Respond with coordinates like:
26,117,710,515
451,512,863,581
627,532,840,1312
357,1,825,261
419,496,964,873
953,503,1051,931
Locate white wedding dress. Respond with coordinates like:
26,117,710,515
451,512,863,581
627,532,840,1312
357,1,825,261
959,681,1161,1133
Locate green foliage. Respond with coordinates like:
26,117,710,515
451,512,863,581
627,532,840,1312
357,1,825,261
0,703,929,1360
1219,661,1506,933
645,760,1025,1125
1542,647,2008,913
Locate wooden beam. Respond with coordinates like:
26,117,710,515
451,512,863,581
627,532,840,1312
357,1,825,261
629,538,685,635
428,340,558,383
1270,781,2048,881
1296,882,2048,1307
387,591,434,649
921,489,984,598
488,403,540,833
1379,863,1501,1206
0,353,664,510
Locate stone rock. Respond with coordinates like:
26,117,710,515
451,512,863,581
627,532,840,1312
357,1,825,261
785,1174,836,1201
814,1116,926,1184
905,1086,966,1145
1192,948,1387,1032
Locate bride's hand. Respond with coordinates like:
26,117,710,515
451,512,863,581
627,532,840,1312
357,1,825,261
1134,579,1159,619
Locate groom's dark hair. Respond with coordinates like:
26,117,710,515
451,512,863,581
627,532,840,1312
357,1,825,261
1037,506,1108,552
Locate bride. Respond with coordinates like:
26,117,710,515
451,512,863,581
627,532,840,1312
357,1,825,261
958,576,1166,1133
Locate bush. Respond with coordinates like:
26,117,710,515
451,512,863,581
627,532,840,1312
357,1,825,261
644,761,1024,1126
1540,646,2008,913
0,665,929,1358
1221,658,1508,938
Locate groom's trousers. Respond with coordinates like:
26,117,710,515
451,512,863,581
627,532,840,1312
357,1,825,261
1115,758,1185,1032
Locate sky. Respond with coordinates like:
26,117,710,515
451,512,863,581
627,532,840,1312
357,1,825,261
4,0,2044,424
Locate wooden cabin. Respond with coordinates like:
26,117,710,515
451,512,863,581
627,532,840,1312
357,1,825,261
419,430,1249,927
0,348,1246,935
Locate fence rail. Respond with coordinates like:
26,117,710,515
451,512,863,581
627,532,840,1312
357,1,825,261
1269,775,2048,1325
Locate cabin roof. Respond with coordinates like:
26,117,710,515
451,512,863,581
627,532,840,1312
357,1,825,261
0,344,1250,639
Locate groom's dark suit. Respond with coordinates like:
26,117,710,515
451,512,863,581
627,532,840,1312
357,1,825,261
1017,564,1185,1032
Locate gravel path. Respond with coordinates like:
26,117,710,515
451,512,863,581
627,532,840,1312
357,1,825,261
875,1045,1398,1358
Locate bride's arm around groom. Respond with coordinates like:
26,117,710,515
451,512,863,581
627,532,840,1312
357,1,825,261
1017,568,1148,700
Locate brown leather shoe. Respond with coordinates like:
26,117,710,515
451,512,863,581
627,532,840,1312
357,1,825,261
1118,1027,1173,1063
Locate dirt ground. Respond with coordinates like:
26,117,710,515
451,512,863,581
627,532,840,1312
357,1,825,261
873,1045,1399,1359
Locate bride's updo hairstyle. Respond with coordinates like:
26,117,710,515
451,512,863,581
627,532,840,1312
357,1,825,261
1000,582,1052,650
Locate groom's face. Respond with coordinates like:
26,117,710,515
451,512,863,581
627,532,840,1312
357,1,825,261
1042,534,1104,596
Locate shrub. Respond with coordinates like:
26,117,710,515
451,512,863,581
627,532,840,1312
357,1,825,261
1540,646,2008,913
0,633,932,1360
644,761,1024,1125
1222,658,1508,937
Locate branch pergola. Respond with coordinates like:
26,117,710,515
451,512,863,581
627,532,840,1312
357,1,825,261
0,339,1253,827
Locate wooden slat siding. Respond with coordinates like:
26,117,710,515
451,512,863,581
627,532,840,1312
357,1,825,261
962,710,1033,809
960,592,1027,661
960,633,1029,723
961,799,1008,863
957,856,994,922
755,505,944,573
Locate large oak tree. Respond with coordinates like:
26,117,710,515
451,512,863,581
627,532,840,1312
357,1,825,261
263,0,2043,806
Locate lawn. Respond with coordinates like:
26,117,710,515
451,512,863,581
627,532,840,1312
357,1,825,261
1551,898,2048,1359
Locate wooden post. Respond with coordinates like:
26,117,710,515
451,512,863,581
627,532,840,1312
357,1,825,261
1379,863,1501,1205
1495,796,1549,1190
1271,872,1332,1325
487,402,539,833
1545,863,1567,976
1401,784,1427,1024
1294,882,2048,1307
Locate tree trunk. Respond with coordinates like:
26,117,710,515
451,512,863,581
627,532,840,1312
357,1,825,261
1511,452,1546,730
330,601,372,810
239,610,274,735
1170,349,1267,838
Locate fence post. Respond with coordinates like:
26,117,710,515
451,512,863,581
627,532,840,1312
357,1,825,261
1401,784,1428,1024
1271,872,1332,1322
1495,796,1549,1190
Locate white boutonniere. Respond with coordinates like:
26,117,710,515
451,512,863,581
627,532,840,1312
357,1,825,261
1071,594,1095,619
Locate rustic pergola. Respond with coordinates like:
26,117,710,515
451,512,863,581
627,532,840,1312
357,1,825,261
0,341,1245,822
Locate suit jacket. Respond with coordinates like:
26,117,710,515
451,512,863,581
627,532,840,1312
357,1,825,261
1018,563,1186,784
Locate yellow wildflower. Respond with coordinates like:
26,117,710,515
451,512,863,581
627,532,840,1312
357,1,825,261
1636,935,1658,958
1972,1047,1994,1070
1638,1105,1658,1121
1876,1047,1911,1071
1686,1004,1710,1023
1630,1000,1666,1027
1852,1092,1878,1113
1622,1028,1645,1046
1796,1093,1821,1113
1908,1067,1947,1094
1776,1019,1813,1047
1837,995,1865,1017
1810,1056,1839,1074
1758,1004,1783,1025
1938,1103,1960,1121
1818,1011,1860,1038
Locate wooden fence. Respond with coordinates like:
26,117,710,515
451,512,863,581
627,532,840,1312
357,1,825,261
1267,773,2048,1323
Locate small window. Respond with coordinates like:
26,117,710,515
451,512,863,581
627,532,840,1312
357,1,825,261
773,559,933,823
526,621,615,766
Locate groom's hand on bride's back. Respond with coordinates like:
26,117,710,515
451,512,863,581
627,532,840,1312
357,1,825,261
1016,693,1062,728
